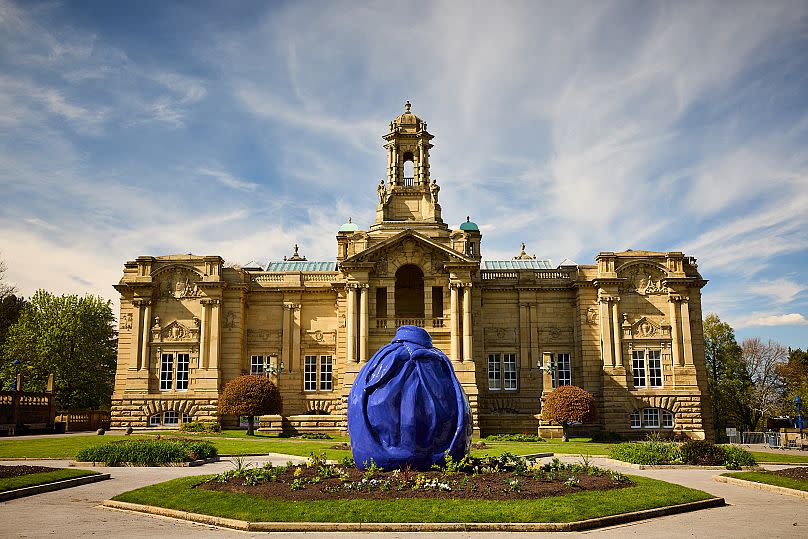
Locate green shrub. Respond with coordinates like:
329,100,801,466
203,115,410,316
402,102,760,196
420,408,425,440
75,438,217,466
680,440,726,466
722,445,756,469
178,421,221,434
485,434,545,442
590,431,625,443
609,441,682,465
299,432,332,440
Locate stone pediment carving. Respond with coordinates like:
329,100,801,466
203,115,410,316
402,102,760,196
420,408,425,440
305,329,337,346
152,320,199,343
628,316,667,339
154,265,203,300
617,263,667,296
341,230,474,272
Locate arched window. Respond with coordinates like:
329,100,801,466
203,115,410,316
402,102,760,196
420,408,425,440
402,151,414,186
395,264,425,318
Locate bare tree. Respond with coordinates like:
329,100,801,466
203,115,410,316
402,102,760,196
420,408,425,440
742,337,789,420
0,255,17,301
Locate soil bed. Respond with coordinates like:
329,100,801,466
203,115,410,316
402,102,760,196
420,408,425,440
200,461,632,501
769,467,808,481
0,465,56,479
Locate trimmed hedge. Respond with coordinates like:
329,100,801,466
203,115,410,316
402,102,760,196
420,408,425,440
485,434,545,442
178,421,222,434
609,440,756,469
75,438,217,466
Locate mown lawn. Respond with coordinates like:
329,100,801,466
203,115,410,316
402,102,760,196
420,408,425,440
113,474,714,523
723,471,808,492
0,468,98,492
747,452,808,464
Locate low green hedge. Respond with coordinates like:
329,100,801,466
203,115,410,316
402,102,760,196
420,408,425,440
609,440,756,469
484,434,545,442
75,438,217,466
178,421,221,434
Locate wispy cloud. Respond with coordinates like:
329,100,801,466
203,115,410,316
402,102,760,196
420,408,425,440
196,167,259,192
736,313,808,328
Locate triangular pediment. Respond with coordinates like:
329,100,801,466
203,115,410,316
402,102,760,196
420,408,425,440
341,230,475,270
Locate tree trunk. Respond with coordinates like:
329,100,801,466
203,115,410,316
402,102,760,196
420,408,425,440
247,416,255,436
561,423,569,442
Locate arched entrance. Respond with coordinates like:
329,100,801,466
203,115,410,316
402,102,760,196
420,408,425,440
395,264,424,318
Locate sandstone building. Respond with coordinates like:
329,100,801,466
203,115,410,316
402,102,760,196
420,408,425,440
111,103,713,439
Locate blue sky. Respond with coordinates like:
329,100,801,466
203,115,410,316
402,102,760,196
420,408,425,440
0,0,807,348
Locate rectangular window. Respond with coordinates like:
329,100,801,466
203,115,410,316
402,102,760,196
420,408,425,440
503,353,517,390
251,355,264,375
163,410,179,426
304,355,317,392
648,350,662,387
552,353,572,388
630,410,642,429
376,287,387,318
432,287,444,318
632,351,646,388
176,353,189,390
643,408,660,428
662,410,674,428
320,355,333,391
488,354,502,390
160,353,173,390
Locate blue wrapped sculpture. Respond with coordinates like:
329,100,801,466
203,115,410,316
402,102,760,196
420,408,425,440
348,325,472,470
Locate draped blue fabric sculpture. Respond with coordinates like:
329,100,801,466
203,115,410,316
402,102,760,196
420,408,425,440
348,325,472,470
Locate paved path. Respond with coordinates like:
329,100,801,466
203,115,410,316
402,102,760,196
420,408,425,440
1,455,805,538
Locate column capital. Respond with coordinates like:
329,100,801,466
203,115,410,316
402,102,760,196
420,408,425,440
668,294,684,303
201,298,220,306
132,298,151,307
462,282,473,289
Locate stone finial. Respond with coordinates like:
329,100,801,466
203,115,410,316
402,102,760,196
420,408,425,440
514,242,536,260
288,244,307,261
405,100,411,113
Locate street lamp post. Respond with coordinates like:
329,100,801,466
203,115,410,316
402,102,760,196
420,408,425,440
265,355,284,384
796,395,803,437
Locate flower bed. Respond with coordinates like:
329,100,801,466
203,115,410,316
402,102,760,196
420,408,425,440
199,453,631,501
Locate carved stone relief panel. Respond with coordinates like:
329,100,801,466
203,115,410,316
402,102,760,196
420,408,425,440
586,307,598,326
156,266,202,300
627,316,668,339
618,264,666,296
542,325,573,343
246,329,282,344
223,311,238,329
152,320,199,343
305,330,337,346
484,327,518,346
120,313,133,331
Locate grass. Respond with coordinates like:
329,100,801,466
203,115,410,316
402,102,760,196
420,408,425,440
0,468,98,492
112,474,714,523
723,471,808,493
747,451,808,464
473,438,615,458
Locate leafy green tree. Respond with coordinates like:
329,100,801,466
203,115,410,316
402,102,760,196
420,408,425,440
776,348,808,417
703,314,745,434
218,375,282,435
0,294,26,352
0,290,117,409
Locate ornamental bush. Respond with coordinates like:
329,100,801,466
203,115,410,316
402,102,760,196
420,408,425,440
680,440,727,466
484,433,545,442
218,375,282,435
609,441,682,465
75,438,217,466
722,445,756,469
541,385,596,441
178,421,221,434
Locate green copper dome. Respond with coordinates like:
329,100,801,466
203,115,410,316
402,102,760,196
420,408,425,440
459,216,479,231
338,217,360,233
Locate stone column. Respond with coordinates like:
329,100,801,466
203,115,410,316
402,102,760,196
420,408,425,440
424,283,432,323
281,303,291,372
360,285,369,362
462,283,473,362
611,296,622,368
292,304,301,372
209,299,221,370
386,285,395,323
140,300,151,372
520,303,530,370
130,300,144,370
669,295,683,367
199,300,209,369
680,297,694,366
450,283,459,360
599,296,614,367
346,286,356,362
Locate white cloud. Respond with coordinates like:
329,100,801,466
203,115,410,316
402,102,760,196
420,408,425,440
748,278,805,305
735,313,808,328
196,168,259,192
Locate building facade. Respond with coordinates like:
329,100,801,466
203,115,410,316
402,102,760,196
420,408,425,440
111,103,713,439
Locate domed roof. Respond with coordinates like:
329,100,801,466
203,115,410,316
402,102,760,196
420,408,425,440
338,217,360,233
392,100,424,127
459,216,479,231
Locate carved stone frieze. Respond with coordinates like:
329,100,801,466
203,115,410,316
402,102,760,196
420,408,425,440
156,267,202,300
152,320,199,343
246,328,282,344
484,327,518,346
618,264,666,296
